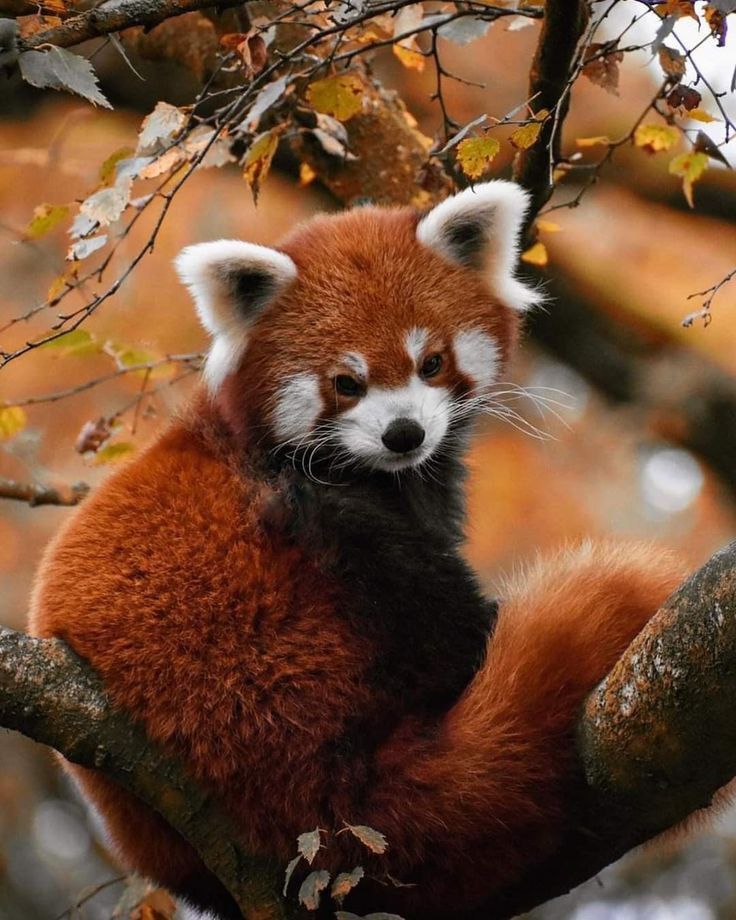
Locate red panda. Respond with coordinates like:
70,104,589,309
28,182,685,919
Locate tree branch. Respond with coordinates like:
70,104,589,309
512,0,590,221
18,0,248,52
488,540,736,917
0,627,287,920
3,546,736,918
0,0,73,15
0,476,89,507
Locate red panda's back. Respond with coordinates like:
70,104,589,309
29,415,375,853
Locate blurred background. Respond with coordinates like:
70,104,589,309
1,3,735,918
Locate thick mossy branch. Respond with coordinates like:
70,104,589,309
0,627,286,920
486,541,736,919
581,540,736,831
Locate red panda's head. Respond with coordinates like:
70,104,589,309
175,181,541,476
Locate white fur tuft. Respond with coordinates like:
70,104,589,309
416,181,543,312
404,327,429,365
453,328,500,391
271,373,322,443
174,239,297,392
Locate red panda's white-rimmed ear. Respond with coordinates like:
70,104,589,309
416,181,542,312
175,240,297,392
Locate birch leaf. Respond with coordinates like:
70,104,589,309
19,46,111,108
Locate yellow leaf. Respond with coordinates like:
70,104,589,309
23,203,69,240
689,108,717,123
306,74,365,122
299,162,317,187
669,150,709,208
104,342,173,379
456,136,501,180
410,189,432,208
510,121,542,150
393,43,425,71
576,135,611,148
634,123,679,154
355,17,392,43
243,128,280,201
657,0,699,20
99,146,135,186
536,219,561,233
392,4,425,71
520,242,548,266
39,329,99,356
93,441,136,466
47,270,76,305
0,406,27,440
138,147,185,180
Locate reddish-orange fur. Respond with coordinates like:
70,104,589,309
217,208,519,447
29,204,685,918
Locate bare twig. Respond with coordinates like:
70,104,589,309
18,0,250,52
6,353,203,408
0,477,89,507
684,266,736,328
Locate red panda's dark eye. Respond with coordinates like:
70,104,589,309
420,354,443,379
335,375,363,397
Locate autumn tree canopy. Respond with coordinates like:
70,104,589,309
0,0,736,917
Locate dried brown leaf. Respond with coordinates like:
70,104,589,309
658,44,686,81
75,417,112,455
344,824,389,854
298,870,330,910
331,866,365,903
297,829,322,864
582,43,624,94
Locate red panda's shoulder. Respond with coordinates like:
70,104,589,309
29,414,275,645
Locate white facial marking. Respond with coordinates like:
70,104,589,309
416,181,543,313
342,352,369,380
174,239,297,393
404,327,428,365
453,329,500,392
338,377,449,472
271,373,322,443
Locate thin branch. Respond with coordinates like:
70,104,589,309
6,353,203,408
0,477,89,507
18,0,250,52
684,266,736,328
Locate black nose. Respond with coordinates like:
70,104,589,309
382,418,425,454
